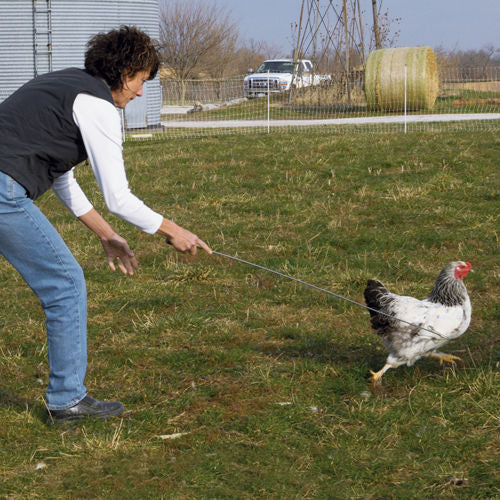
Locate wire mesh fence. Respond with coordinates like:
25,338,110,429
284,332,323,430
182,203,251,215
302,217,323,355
126,66,500,140
161,76,245,104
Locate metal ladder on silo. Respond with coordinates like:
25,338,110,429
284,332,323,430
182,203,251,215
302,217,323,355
32,0,53,77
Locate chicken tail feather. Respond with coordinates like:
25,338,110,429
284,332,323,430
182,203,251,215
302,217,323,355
364,279,395,333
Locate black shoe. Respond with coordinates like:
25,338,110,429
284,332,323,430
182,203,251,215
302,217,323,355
47,395,125,424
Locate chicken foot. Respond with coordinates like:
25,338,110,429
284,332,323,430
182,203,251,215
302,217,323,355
428,352,462,364
369,363,392,386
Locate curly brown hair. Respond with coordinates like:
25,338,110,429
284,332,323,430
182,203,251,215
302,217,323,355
84,25,160,90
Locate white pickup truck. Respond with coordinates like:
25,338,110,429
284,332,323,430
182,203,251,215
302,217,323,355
243,59,327,98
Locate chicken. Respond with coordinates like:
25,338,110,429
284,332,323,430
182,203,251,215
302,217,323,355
363,261,472,385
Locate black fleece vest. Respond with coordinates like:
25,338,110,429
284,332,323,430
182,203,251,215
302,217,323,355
0,68,114,200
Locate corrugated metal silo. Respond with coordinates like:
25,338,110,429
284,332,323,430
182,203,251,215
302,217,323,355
0,0,161,129
0,2,35,102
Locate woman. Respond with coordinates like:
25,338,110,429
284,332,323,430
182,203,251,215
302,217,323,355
0,26,211,424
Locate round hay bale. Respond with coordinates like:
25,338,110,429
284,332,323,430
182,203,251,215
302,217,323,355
365,46,439,111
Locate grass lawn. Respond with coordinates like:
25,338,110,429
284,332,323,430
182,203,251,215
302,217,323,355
0,128,498,498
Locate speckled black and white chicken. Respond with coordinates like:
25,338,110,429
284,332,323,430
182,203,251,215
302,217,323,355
363,261,472,385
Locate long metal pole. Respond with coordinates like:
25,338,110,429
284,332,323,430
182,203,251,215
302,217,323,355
289,0,306,104
267,69,270,133
356,0,366,65
211,250,446,339
404,64,407,134
313,0,319,60
342,0,351,102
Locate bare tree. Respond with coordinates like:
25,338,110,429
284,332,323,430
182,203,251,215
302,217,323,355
233,40,282,75
435,44,499,81
375,7,401,49
159,0,239,100
201,32,239,78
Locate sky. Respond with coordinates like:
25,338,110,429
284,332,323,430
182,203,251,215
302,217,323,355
211,0,499,54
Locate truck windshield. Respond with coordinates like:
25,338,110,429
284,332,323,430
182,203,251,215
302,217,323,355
256,61,295,73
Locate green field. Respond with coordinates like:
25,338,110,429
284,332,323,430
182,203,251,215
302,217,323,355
0,129,498,498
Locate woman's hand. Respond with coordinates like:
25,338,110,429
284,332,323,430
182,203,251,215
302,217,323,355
157,218,211,255
100,233,138,275
78,208,138,276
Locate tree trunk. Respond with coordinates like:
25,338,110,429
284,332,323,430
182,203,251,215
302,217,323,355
371,0,382,50
180,80,186,106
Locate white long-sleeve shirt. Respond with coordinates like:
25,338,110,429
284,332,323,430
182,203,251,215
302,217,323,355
52,93,163,234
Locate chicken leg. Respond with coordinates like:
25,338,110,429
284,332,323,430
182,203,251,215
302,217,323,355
428,352,462,364
369,363,392,386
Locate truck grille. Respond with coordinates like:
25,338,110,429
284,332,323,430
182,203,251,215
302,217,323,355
249,78,280,89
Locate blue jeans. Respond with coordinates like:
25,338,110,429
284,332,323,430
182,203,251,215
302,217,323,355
0,171,87,410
